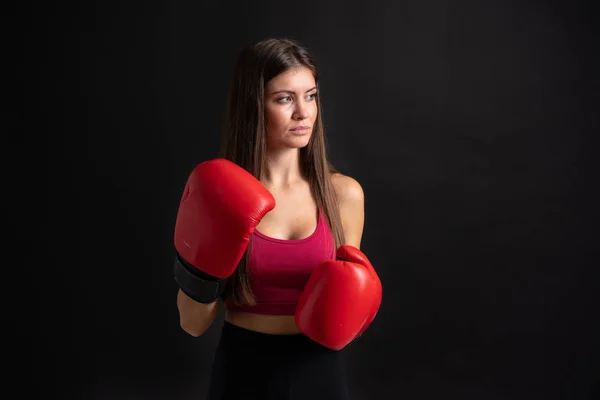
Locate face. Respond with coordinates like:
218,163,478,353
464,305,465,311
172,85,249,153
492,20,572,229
264,66,318,150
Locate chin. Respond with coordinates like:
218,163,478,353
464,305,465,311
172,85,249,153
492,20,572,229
290,137,312,149
268,133,312,150
292,133,312,146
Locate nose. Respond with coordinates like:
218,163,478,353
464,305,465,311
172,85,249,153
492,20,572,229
293,100,309,120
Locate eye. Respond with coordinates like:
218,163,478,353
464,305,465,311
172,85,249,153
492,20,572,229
277,96,293,103
307,92,318,101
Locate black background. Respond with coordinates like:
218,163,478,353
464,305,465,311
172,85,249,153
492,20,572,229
18,0,599,398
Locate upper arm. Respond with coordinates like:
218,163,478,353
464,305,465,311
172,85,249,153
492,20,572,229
332,173,365,249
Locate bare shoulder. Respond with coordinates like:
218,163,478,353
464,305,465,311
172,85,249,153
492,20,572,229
331,173,364,204
330,172,365,248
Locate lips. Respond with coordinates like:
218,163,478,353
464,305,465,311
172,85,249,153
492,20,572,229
290,126,311,132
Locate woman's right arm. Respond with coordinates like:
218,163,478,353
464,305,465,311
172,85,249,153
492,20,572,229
177,289,219,337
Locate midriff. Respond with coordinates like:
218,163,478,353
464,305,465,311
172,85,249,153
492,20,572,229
225,309,301,335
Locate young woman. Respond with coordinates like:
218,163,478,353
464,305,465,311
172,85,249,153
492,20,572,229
173,37,382,399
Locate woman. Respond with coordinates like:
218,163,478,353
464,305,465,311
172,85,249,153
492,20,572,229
174,37,380,399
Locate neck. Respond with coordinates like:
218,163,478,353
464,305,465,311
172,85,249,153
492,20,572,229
261,148,304,188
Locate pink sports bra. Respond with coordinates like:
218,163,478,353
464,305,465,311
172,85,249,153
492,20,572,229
225,210,336,315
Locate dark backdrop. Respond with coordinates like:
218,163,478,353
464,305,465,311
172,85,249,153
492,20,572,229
19,0,599,398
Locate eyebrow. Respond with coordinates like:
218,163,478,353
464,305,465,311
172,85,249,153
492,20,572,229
269,86,318,95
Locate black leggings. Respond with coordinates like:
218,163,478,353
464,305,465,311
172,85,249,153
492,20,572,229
207,320,351,400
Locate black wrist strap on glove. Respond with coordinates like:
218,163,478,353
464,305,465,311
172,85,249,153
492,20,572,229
173,253,228,304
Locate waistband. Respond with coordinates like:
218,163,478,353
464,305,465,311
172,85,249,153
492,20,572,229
219,320,328,355
225,301,297,316
221,320,303,340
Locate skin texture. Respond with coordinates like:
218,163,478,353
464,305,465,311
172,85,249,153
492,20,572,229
177,66,366,336
225,66,366,335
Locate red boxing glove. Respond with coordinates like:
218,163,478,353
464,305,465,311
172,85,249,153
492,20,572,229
295,245,382,351
337,245,382,340
173,158,276,303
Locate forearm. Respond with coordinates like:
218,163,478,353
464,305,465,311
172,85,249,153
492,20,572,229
177,289,219,337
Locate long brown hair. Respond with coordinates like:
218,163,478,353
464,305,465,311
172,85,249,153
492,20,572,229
219,37,345,306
